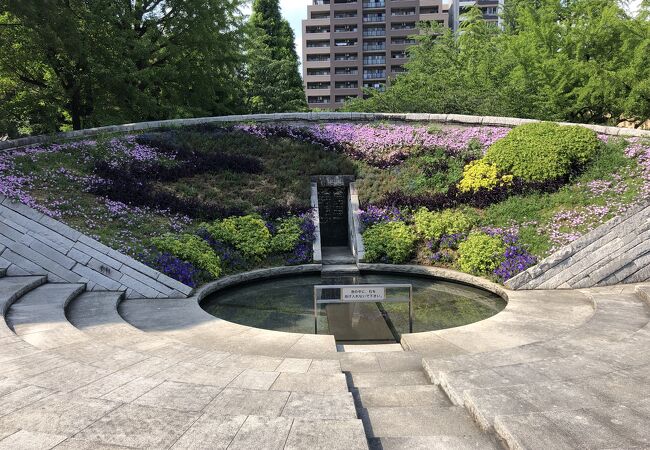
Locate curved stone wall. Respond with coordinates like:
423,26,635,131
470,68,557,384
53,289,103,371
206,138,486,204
2,112,649,152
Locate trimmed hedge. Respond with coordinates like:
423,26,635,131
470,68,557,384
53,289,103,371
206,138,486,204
484,122,600,182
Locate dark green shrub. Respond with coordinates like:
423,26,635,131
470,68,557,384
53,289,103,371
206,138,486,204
457,233,506,275
485,122,600,182
363,221,417,264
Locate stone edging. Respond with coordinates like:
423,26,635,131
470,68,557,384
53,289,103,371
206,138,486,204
2,112,649,152
193,262,507,305
357,263,509,302
193,264,323,304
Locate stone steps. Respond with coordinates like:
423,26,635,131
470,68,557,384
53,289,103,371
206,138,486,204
423,289,650,383
419,288,650,449
0,280,370,449
348,365,498,448
508,202,650,290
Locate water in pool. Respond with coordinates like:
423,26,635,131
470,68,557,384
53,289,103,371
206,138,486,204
201,273,506,343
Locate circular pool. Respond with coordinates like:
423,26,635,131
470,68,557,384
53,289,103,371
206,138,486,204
201,272,506,343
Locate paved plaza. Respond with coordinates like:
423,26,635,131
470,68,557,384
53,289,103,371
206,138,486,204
0,267,648,449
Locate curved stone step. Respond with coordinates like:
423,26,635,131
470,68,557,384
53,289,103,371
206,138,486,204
118,296,339,359
0,276,46,320
403,289,594,357
6,283,87,350
423,288,649,383
494,402,649,450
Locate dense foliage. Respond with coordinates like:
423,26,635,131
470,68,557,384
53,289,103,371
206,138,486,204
414,209,476,241
203,215,272,261
345,1,650,128
0,0,246,136
0,0,306,138
457,233,506,275
151,234,223,278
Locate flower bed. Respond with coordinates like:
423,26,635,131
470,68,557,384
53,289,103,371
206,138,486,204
1,121,648,286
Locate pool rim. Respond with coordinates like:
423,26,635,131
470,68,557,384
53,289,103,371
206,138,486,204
194,263,510,339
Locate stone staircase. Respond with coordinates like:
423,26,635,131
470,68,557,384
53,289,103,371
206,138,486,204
0,273,368,449
345,354,499,449
508,202,650,290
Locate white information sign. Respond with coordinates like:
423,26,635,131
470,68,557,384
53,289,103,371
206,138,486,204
341,287,386,301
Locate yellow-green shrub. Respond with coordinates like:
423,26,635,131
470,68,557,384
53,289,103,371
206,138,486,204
485,122,600,182
151,234,222,277
270,217,302,253
457,233,505,275
414,208,476,241
363,221,417,264
458,159,514,193
204,215,271,260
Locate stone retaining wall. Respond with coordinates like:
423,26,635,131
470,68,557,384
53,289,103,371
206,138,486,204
2,112,650,152
507,202,650,290
0,194,192,299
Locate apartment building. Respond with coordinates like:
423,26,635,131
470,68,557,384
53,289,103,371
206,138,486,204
302,0,450,110
450,0,504,31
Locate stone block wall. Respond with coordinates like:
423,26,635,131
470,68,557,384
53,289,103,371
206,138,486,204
2,112,650,152
0,195,192,298
507,202,650,290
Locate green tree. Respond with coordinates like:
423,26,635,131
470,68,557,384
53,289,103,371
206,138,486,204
345,0,650,126
244,0,306,113
0,0,246,137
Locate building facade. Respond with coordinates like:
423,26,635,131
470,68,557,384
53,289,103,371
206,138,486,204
450,0,504,31
302,0,450,110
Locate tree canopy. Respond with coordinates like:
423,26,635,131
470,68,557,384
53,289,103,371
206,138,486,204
345,0,650,127
0,0,247,136
244,0,306,113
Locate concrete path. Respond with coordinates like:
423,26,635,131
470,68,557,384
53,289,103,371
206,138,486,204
0,270,648,449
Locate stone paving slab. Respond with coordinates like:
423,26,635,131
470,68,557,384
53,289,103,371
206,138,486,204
170,414,246,449
285,419,368,450
354,385,451,408
0,393,120,435
75,403,200,449
270,373,349,394
132,381,222,412
369,435,498,450
227,415,292,450
0,429,68,450
361,406,486,439
204,388,290,417
281,392,357,420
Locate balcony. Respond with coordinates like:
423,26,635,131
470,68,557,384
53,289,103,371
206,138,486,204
363,57,386,65
363,29,386,37
363,71,386,80
363,43,386,51
363,15,385,22
362,1,385,7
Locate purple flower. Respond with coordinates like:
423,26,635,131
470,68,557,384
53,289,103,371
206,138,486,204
359,205,402,229
149,252,200,287
494,246,537,281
